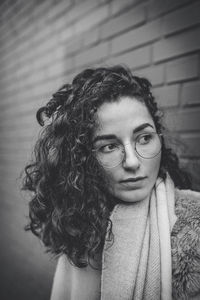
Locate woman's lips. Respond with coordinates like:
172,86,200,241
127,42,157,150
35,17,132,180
119,177,147,188
120,176,147,183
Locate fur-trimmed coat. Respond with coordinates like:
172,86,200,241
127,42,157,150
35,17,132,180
171,189,200,300
50,189,200,300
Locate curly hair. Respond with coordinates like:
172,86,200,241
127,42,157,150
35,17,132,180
22,65,191,268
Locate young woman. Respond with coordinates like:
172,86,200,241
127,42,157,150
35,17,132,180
23,65,200,300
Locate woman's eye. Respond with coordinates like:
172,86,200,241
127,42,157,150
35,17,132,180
99,143,118,153
138,134,153,145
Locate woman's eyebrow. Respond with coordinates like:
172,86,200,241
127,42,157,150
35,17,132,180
93,134,117,143
133,123,154,133
93,123,154,143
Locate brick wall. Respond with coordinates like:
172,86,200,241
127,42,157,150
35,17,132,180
0,0,200,299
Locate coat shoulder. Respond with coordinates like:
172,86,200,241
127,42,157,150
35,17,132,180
172,189,200,299
175,189,200,218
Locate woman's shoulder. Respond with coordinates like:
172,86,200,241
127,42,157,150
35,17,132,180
175,188,200,218
50,255,101,300
173,188,200,249
50,255,72,300
172,188,200,299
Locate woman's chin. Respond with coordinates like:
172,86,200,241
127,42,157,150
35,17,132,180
113,188,150,204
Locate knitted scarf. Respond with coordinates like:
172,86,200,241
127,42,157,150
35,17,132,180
101,175,177,300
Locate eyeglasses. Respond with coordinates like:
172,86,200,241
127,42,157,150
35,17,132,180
92,132,162,168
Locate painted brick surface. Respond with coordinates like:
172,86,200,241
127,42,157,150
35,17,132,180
107,45,151,69
74,4,109,33
147,0,192,19
180,134,200,157
181,81,200,106
153,27,200,62
166,54,199,83
100,6,145,39
164,108,200,131
110,0,136,15
83,28,100,47
111,19,161,55
0,1,200,300
162,1,200,36
75,41,109,67
135,65,164,86
153,85,180,108
66,0,99,24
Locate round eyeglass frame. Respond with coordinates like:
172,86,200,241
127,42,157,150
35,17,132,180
92,132,163,169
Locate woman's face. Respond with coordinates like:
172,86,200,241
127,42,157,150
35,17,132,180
93,96,161,203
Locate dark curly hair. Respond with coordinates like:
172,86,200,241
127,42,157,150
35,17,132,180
22,65,191,268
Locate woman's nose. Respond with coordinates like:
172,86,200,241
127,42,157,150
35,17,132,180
122,143,140,170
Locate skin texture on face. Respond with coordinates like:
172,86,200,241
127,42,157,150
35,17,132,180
93,96,161,203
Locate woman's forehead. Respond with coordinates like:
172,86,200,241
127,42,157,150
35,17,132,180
95,96,155,135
